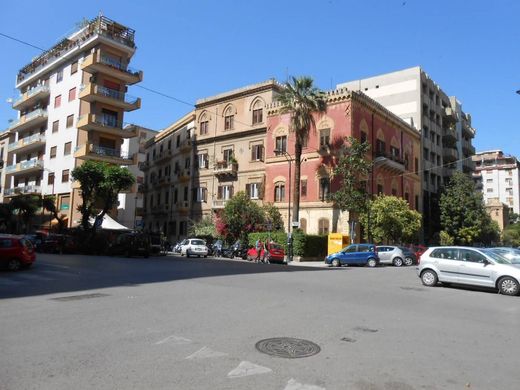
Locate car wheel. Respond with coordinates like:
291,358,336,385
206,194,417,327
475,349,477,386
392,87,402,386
186,251,191,258
421,269,438,287
393,257,403,267
497,276,520,296
331,259,341,267
7,258,22,271
204,255,207,258
404,257,414,266
366,258,377,268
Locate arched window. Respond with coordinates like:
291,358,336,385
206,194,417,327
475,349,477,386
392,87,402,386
300,218,307,234
252,99,263,125
224,106,234,130
199,113,209,135
274,182,285,202
318,218,329,235
319,177,330,201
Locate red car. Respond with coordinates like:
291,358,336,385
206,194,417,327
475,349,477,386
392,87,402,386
0,234,36,271
410,245,428,263
247,242,286,264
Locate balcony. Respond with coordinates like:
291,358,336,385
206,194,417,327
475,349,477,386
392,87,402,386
212,199,228,209
151,204,169,215
178,170,191,182
177,201,190,214
8,134,46,154
74,144,136,165
8,109,48,133
77,114,137,138
81,51,143,85
179,139,193,154
12,85,50,111
5,159,44,176
462,123,476,138
442,127,457,145
462,143,476,156
442,107,458,126
3,185,42,197
138,161,150,171
213,161,238,177
79,84,141,111
443,147,458,163
153,150,173,164
374,151,406,174
158,176,172,186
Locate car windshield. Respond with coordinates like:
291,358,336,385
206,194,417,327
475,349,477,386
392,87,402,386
191,239,205,245
270,244,283,250
481,249,512,264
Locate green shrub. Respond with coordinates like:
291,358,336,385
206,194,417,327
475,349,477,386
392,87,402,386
303,235,328,257
247,230,327,259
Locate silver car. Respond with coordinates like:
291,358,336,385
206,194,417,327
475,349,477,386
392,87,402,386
377,246,408,267
180,238,208,258
489,247,520,264
417,246,520,296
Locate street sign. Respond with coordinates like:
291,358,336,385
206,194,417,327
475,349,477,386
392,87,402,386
291,221,300,228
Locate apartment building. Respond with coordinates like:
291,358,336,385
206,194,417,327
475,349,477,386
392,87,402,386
118,125,156,229
191,80,282,223
0,131,9,202
337,66,476,242
2,15,142,229
265,89,421,236
141,113,195,242
472,150,520,215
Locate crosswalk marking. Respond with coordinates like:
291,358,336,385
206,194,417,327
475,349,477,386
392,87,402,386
154,335,192,345
284,378,326,390
185,346,228,360
227,361,272,378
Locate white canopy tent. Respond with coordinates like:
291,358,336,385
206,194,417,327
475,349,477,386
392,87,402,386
89,214,131,231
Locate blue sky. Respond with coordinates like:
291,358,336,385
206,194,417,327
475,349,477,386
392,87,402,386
1,0,519,155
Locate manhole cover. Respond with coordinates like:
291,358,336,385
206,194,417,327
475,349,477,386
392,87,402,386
255,337,320,358
51,293,109,302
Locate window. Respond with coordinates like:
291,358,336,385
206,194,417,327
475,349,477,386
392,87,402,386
176,135,180,147
252,108,263,125
66,115,74,128
54,95,61,108
360,131,367,144
275,136,287,153
224,114,234,130
223,149,234,163
390,146,400,159
246,183,261,199
64,142,71,156
217,185,233,200
68,87,76,102
62,169,69,183
300,218,307,234
319,177,330,201
460,249,487,263
184,158,190,169
320,128,330,148
487,188,493,193
52,120,59,133
194,187,207,202
101,109,118,127
251,144,264,161
301,180,307,198
200,121,209,135
48,172,55,185
377,184,383,194
274,182,285,202
197,153,209,169
56,70,63,83
486,178,493,183
71,61,78,75
60,195,70,211
376,139,386,155
167,140,172,150
431,248,460,260
173,188,178,204
318,219,329,235
50,146,57,159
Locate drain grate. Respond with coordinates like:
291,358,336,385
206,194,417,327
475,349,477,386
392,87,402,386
255,337,320,359
51,293,109,302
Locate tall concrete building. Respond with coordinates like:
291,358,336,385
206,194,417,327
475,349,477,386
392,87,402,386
472,150,520,215
338,66,476,242
1,15,142,229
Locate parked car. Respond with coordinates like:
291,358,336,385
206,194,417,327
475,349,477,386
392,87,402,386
39,234,77,254
247,242,286,264
410,245,428,262
0,234,36,271
377,246,407,267
398,246,418,266
325,244,379,267
417,246,520,296
488,247,520,264
180,238,209,258
107,233,150,258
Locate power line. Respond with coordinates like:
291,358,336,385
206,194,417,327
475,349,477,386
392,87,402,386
0,32,45,52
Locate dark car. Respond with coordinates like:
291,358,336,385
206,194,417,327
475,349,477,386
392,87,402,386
325,243,379,267
40,234,77,254
0,234,36,271
107,233,150,258
398,246,418,266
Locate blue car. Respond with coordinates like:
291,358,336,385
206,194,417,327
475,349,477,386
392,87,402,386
325,244,379,267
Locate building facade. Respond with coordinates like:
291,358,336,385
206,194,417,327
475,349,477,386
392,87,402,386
1,15,142,229
472,150,520,215
141,112,195,243
337,66,476,242
265,89,421,236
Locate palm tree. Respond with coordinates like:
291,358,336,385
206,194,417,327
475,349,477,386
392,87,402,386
276,76,327,226
10,195,40,233
41,195,66,233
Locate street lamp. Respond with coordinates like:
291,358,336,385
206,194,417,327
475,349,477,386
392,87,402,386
274,149,292,262
367,156,388,243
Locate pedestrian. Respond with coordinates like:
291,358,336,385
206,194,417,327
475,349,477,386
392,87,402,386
262,241,270,263
255,239,263,263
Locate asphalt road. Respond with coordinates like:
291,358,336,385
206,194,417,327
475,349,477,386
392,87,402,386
1,253,519,390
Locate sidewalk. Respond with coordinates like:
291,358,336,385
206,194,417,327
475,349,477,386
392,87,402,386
287,261,329,268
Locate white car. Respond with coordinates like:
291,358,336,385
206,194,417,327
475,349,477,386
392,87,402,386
180,238,208,258
417,246,520,296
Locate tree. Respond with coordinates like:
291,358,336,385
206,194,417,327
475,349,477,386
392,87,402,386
0,203,15,233
262,202,284,231
331,136,372,216
439,171,500,245
276,76,327,227
503,223,520,247
10,195,40,233
217,192,266,242
189,215,217,237
72,161,135,232
41,195,66,233
360,195,422,244
509,212,520,225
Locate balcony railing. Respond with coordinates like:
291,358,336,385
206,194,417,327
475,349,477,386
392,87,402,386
374,151,407,173
8,134,46,152
212,199,228,209
8,109,48,132
5,159,44,174
91,145,131,159
213,161,238,176
4,185,42,196
12,85,50,110
79,84,140,111
77,114,137,138
74,144,134,165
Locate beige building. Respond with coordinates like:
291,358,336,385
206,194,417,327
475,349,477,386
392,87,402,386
485,198,509,232
191,80,281,223
1,15,142,229
141,112,195,242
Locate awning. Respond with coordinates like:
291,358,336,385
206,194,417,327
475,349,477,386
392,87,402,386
89,214,131,231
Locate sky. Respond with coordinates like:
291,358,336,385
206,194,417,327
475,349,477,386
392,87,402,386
0,0,519,155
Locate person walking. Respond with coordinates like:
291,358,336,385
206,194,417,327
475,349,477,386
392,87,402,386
255,239,263,263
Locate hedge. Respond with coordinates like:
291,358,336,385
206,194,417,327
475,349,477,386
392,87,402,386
247,231,327,259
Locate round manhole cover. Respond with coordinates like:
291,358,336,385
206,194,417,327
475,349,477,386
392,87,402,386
255,337,321,358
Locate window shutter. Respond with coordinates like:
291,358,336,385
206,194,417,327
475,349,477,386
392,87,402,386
203,188,207,202
192,188,196,201
230,186,234,198
245,184,251,198
258,182,264,199
260,145,264,161
217,186,223,199
251,147,255,161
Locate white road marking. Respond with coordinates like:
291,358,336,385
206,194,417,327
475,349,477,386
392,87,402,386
284,378,326,390
185,346,228,360
154,335,192,345
9,274,54,282
227,361,272,378
0,279,23,286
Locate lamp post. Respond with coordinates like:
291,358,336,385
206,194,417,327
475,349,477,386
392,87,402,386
274,149,292,262
367,156,388,243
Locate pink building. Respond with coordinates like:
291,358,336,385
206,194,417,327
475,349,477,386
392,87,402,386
264,89,421,237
